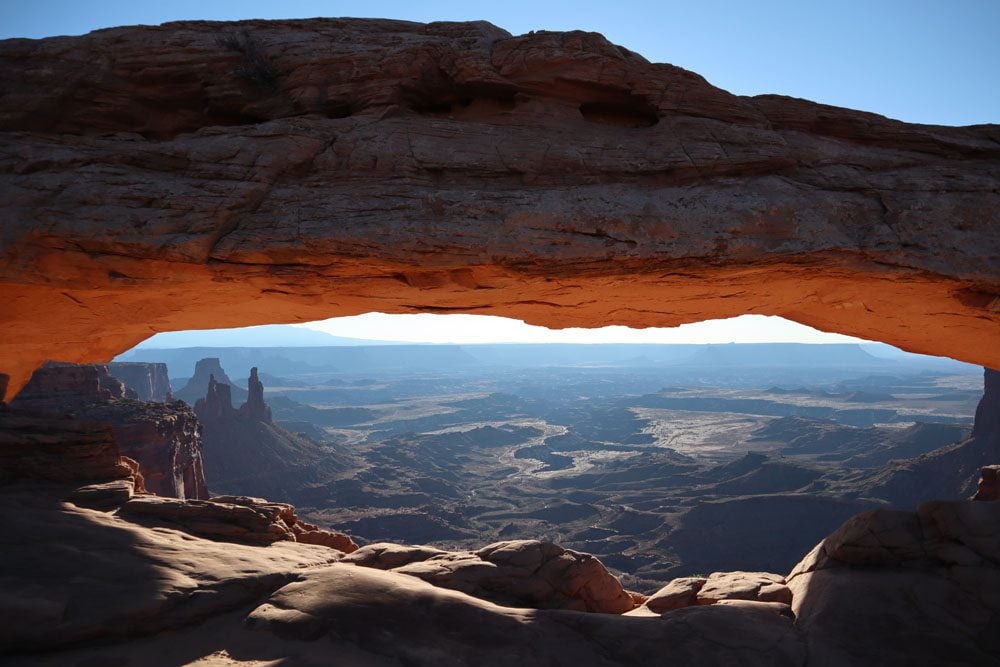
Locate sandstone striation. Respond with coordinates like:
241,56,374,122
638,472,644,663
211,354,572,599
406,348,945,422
120,493,357,551
0,411,139,487
8,362,208,499
108,362,173,402
0,19,998,396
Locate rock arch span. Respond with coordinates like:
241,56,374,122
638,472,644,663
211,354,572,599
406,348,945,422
1,18,998,398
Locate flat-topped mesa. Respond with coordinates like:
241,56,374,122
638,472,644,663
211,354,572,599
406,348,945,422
10,363,127,412
1,19,999,396
177,358,247,405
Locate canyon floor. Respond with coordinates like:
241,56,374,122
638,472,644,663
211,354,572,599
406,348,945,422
126,343,984,590
3,343,999,664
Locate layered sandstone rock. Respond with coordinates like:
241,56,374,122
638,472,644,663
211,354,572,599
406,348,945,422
1,19,998,397
631,570,791,616
238,367,272,422
85,400,208,499
343,539,634,614
973,368,1000,439
119,493,357,551
0,411,138,487
9,362,127,412
8,362,208,499
0,484,342,656
108,362,172,402
3,473,999,664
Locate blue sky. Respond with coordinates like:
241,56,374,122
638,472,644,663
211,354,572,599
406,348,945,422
4,2,997,345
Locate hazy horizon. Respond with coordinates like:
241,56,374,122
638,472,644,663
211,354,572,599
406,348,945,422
132,314,871,349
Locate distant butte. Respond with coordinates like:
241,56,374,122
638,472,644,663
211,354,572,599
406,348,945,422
0,18,998,399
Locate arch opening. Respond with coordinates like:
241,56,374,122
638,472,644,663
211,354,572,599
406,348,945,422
99,312,985,586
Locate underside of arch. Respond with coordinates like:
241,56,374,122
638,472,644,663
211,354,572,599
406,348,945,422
1,18,998,399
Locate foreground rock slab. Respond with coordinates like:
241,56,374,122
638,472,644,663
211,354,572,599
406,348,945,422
0,484,341,654
5,476,1000,664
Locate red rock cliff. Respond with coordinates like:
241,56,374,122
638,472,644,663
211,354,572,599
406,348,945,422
108,362,173,402
9,363,208,499
0,19,998,396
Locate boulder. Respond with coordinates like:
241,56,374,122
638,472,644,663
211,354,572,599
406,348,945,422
341,542,451,570
642,576,706,613
241,564,806,666
350,539,634,614
119,493,357,552
973,465,1000,501
787,499,1000,666
696,571,792,606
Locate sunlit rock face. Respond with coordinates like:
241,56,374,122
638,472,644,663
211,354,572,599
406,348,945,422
0,19,998,396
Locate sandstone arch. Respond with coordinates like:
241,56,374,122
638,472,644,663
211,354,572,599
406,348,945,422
1,19,998,399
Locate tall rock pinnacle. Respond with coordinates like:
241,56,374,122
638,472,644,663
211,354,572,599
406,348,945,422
239,367,272,423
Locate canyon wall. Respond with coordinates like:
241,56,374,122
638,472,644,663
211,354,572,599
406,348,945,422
8,363,208,499
108,362,172,402
1,19,998,397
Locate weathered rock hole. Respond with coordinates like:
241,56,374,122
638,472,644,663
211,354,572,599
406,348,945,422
323,102,354,120
407,84,517,119
579,100,659,128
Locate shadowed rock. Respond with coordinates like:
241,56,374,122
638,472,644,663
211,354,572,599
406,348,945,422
787,500,1000,666
5,363,206,499
346,539,635,614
